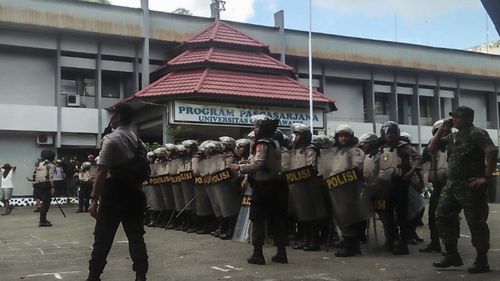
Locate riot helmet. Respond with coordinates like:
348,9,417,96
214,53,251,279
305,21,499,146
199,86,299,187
219,136,236,152
250,115,279,140
291,123,312,148
380,121,400,142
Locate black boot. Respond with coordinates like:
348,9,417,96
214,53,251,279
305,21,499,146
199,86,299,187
211,217,222,237
468,252,490,273
165,211,176,229
247,246,265,265
220,215,237,240
271,246,288,264
147,211,158,227
335,238,360,257
86,272,101,281
218,217,229,239
135,271,147,281
433,245,463,268
39,213,52,227
196,216,212,234
392,240,409,255
303,222,320,251
186,214,198,233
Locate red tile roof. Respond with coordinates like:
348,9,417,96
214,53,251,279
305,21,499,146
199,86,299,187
129,68,335,109
168,47,294,72
184,21,269,49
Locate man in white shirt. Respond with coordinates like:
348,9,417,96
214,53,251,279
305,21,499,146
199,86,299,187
1,163,16,215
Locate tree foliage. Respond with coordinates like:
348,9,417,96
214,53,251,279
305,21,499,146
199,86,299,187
172,8,193,16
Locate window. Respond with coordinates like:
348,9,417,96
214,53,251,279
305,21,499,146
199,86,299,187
61,69,94,96
102,72,121,98
419,96,432,118
61,79,77,95
374,93,389,115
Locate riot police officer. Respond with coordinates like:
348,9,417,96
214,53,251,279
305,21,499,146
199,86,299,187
288,123,327,251
33,150,56,227
375,121,413,255
230,115,287,265
419,120,450,253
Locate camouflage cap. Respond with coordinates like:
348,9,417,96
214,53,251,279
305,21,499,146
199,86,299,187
449,106,474,121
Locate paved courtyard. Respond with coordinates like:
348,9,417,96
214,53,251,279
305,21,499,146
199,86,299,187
1,203,500,281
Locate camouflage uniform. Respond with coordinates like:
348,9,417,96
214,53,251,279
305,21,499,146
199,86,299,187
436,126,497,254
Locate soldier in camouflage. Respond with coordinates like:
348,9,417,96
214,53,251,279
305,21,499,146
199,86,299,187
429,106,497,274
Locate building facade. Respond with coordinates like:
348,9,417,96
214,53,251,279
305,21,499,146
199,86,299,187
1,0,500,195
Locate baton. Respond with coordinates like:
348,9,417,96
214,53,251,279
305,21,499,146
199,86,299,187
54,197,67,218
153,208,165,228
372,213,378,247
175,193,199,218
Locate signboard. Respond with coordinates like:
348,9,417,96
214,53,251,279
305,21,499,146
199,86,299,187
172,101,324,128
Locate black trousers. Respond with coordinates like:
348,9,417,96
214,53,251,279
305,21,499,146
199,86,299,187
37,182,52,222
78,182,92,211
88,181,148,277
250,179,288,248
375,179,410,243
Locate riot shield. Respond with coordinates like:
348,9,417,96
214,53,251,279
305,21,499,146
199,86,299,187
194,158,213,216
170,158,186,212
284,151,327,222
144,163,163,211
324,168,371,228
205,154,224,218
181,158,196,212
157,162,175,210
232,186,252,242
213,167,241,218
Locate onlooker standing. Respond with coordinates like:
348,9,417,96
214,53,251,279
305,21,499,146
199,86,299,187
53,159,66,197
1,163,16,215
68,157,80,197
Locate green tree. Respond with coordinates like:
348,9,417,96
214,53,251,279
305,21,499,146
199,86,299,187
172,8,193,16
166,125,193,143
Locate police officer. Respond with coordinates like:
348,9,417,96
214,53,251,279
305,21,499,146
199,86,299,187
290,123,325,251
33,150,56,227
419,120,450,253
77,161,92,213
218,136,239,239
429,106,497,273
230,115,287,265
87,104,148,281
376,121,413,255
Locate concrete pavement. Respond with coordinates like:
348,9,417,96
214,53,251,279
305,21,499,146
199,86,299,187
1,203,500,281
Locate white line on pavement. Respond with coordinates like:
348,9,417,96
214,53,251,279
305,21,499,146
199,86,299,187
224,265,242,270
212,266,230,272
25,271,81,279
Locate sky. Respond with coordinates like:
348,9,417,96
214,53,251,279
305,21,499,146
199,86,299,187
109,0,500,50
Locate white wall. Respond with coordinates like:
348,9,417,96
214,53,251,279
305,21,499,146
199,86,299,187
461,92,488,128
0,104,57,132
325,80,364,122
0,132,44,196
61,108,99,133
0,50,55,105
